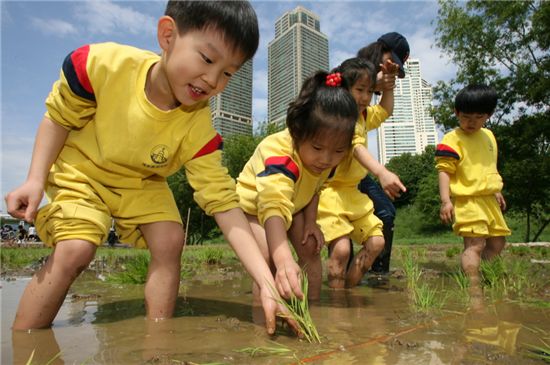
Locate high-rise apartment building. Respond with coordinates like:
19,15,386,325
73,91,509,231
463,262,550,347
268,7,329,125
377,59,438,164
210,59,253,137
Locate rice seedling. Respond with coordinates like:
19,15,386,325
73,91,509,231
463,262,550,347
106,252,150,284
524,338,550,362
480,257,505,289
445,246,461,258
235,340,294,357
268,273,321,343
412,282,446,312
25,350,62,365
401,249,422,290
449,269,469,291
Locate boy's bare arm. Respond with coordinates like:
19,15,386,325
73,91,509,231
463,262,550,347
438,171,454,224
353,145,405,199
214,208,300,335
5,117,69,222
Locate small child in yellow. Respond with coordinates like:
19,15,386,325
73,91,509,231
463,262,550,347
236,71,358,301
314,57,406,291
5,0,293,335
435,84,511,287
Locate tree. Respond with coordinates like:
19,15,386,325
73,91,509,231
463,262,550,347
385,145,437,208
222,133,262,178
167,170,217,245
433,0,550,241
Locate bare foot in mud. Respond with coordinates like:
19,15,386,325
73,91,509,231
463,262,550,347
345,248,370,288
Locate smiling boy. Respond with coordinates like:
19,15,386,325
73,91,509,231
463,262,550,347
5,1,292,335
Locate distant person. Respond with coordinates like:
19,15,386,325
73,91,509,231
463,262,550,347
4,0,295,335
17,224,27,243
435,84,510,288
107,227,117,247
314,57,405,291
356,32,411,274
236,70,358,300
27,224,38,242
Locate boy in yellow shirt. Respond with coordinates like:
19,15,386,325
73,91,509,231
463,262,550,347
5,1,293,335
435,84,511,288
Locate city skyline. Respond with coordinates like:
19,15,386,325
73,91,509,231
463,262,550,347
1,1,456,210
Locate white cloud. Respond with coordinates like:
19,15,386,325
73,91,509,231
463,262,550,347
253,69,268,98
30,17,78,37
74,0,156,36
408,26,456,85
253,97,268,124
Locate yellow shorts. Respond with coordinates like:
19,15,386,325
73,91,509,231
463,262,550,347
453,195,511,237
317,186,383,244
35,161,182,248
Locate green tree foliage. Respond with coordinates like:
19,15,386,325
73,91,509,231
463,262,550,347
494,114,550,241
386,145,437,208
413,169,446,232
222,133,262,178
167,170,217,245
433,0,550,241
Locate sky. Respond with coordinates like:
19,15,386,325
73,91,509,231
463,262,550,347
1,0,457,213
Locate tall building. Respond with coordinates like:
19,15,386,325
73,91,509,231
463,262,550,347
268,7,329,125
210,59,253,137
377,58,439,165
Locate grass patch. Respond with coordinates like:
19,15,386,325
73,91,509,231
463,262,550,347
235,341,293,357
106,252,150,284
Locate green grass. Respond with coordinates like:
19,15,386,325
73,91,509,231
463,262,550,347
235,341,294,357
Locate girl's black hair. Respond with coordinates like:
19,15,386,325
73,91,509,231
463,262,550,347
165,1,259,62
287,71,358,148
332,57,377,92
455,84,498,115
356,42,390,73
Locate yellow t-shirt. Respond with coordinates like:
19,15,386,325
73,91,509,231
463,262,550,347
435,127,503,196
324,105,389,187
45,42,238,215
236,130,332,230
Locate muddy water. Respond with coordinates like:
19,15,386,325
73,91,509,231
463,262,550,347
2,267,548,364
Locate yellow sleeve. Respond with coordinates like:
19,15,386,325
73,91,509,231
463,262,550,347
185,148,240,215
256,172,295,230
45,44,98,129
435,132,460,174
366,105,390,131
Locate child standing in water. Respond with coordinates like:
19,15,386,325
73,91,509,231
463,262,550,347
315,57,406,291
236,71,358,300
436,84,510,288
5,0,294,335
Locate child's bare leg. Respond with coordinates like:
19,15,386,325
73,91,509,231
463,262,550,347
345,235,384,288
327,237,351,289
141,221,185,319
462,237,486,287
13,240,97,330
482,236,505,260
288,213,322,300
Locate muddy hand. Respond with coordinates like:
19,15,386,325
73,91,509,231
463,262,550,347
260,284,302,337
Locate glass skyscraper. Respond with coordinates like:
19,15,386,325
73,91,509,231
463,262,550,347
377,59,439,164
268,7,329,126
210,59,254,137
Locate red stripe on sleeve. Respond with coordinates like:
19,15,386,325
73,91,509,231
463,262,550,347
70,45,93,94
264,156,300,179
192,133,223,159
436,144,458,154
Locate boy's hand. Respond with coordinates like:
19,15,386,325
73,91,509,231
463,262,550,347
274,259,303,300
5,181,44,222
301,222,324,254
259,284,302,337
440,201,454,224
495,192,507,211
378,170,406,200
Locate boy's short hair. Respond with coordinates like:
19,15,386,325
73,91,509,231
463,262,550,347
165,0,259,62
455,84,498,115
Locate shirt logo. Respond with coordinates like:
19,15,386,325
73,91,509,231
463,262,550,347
150,145,169,164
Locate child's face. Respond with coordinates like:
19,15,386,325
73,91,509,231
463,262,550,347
162,27,244,107
350,74,374,112
455,111,490,134
298,131,349,175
